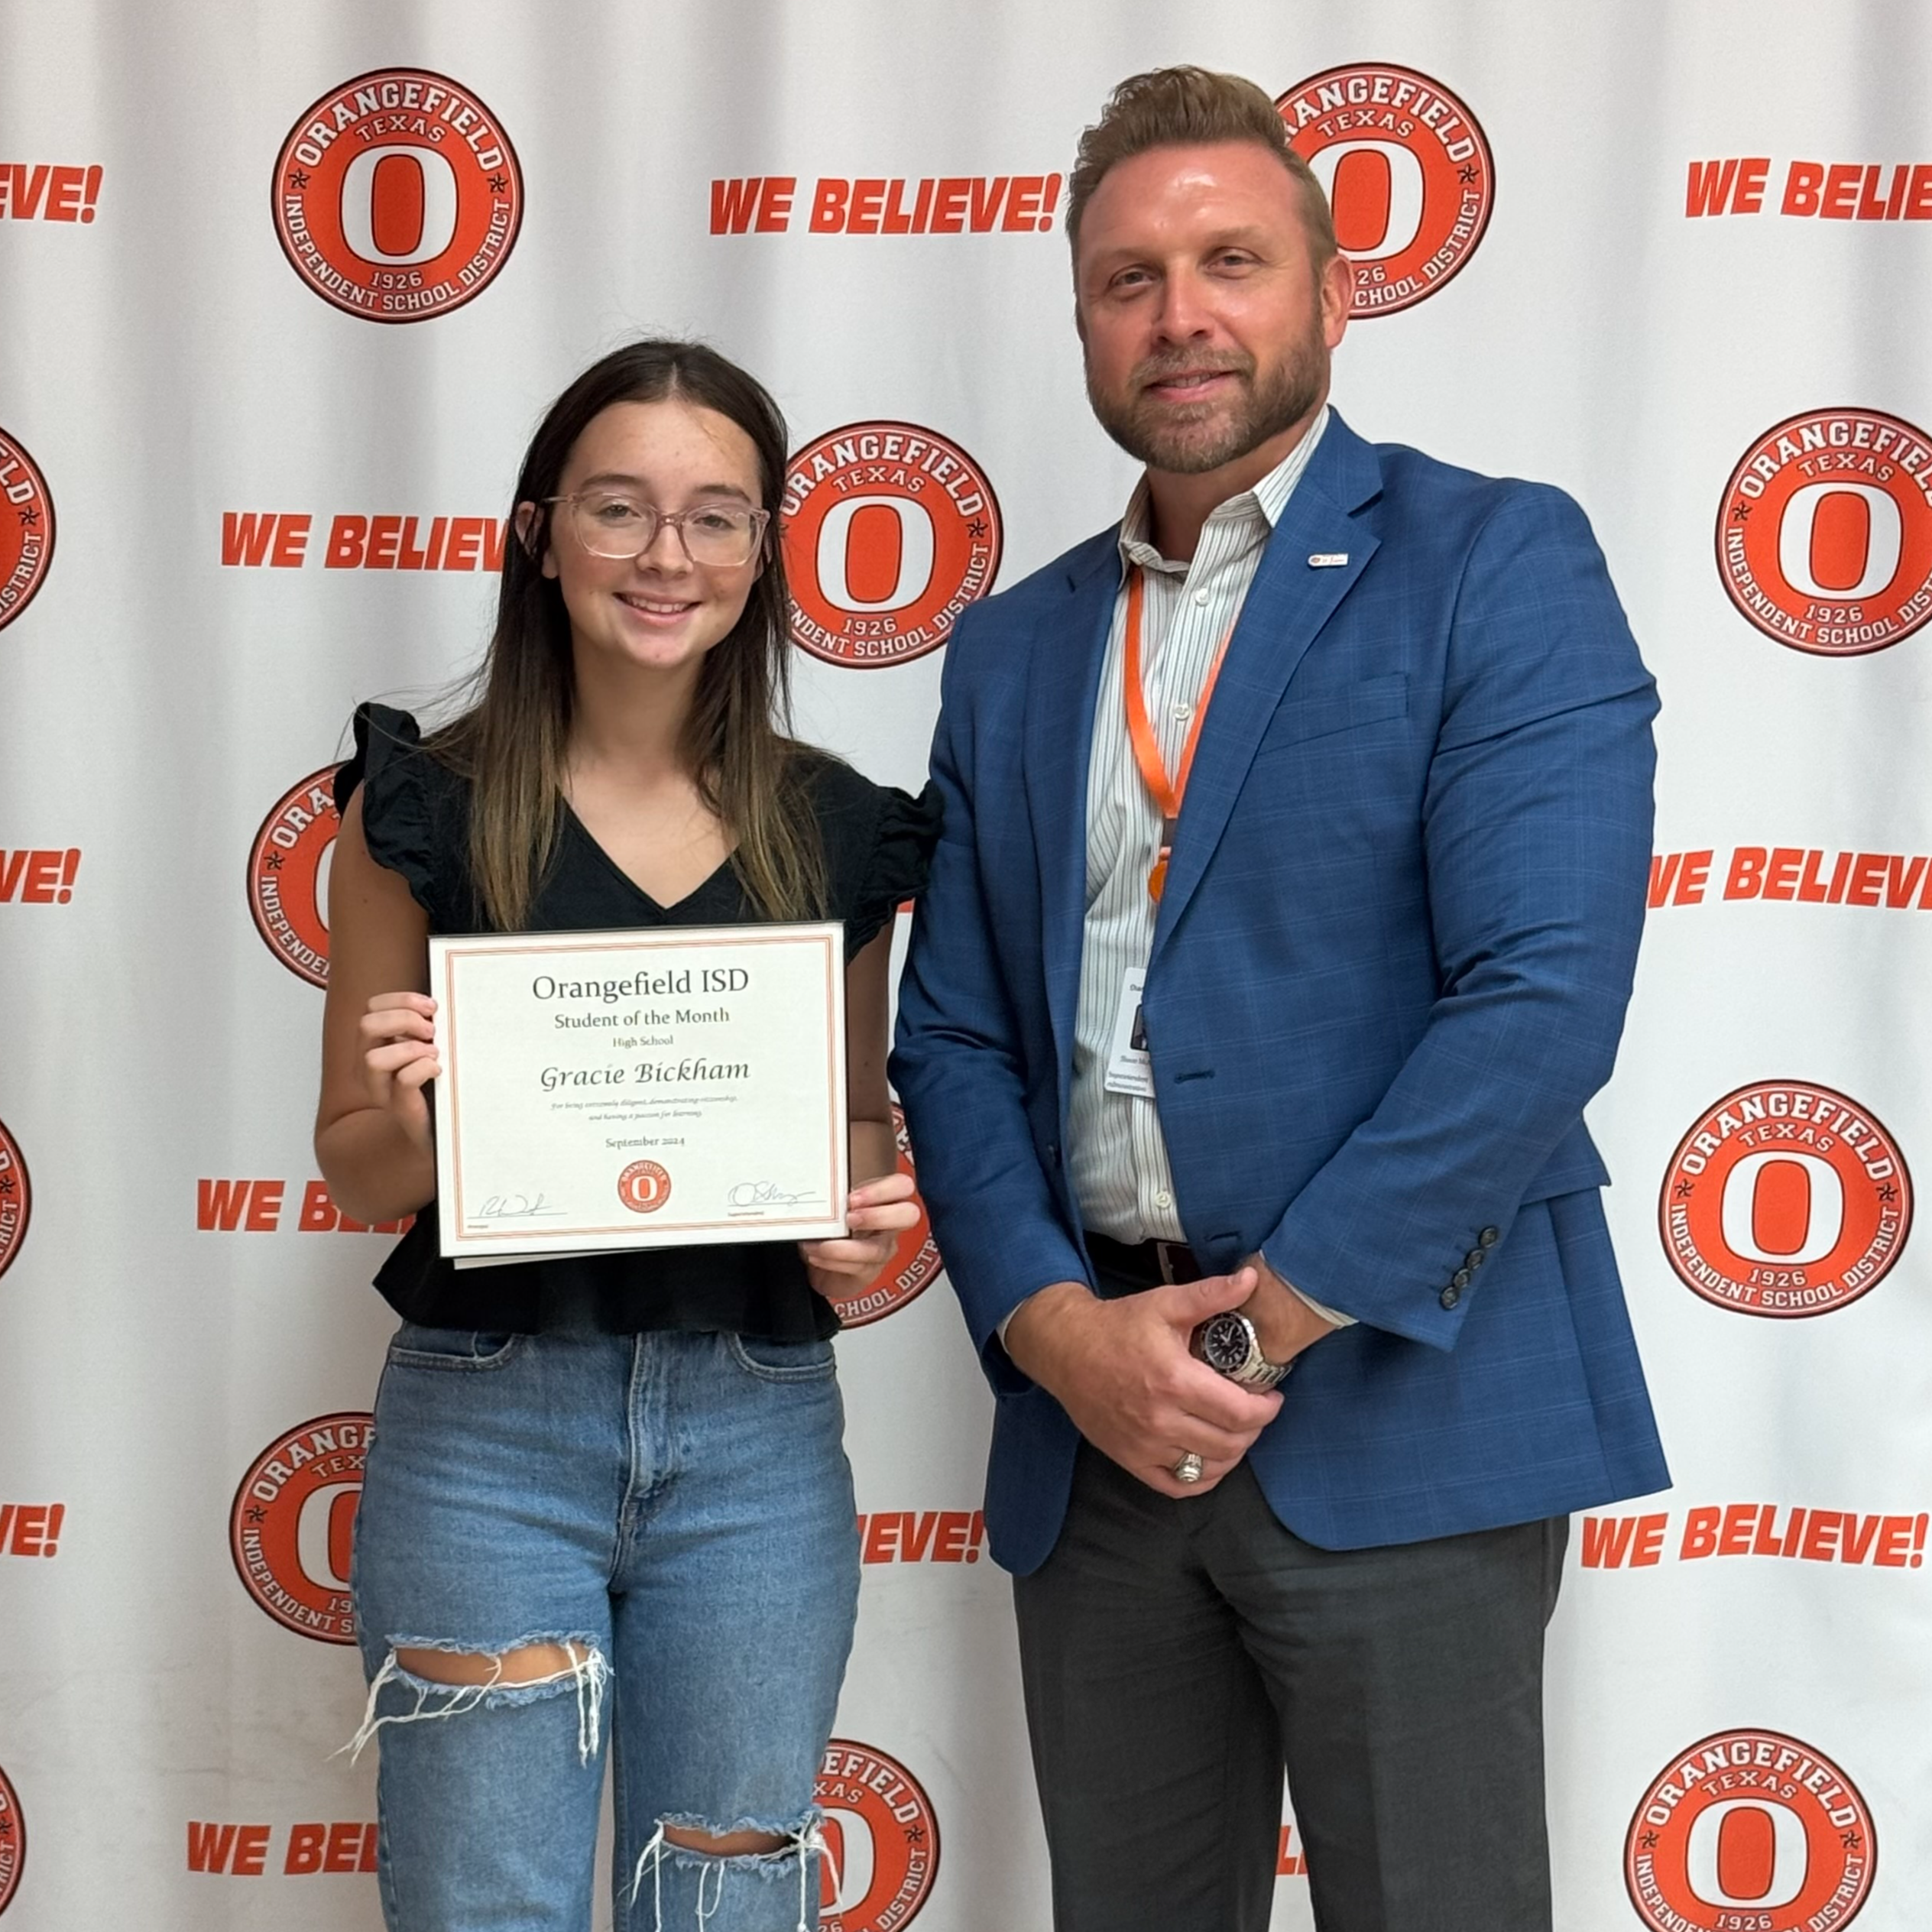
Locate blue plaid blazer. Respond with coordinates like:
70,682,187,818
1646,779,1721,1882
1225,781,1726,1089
891,412,1670,1574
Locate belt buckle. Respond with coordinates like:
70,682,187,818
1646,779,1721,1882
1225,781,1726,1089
1154,1239,1191,1285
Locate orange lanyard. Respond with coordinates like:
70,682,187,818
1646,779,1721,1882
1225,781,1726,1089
1123,566,1232,900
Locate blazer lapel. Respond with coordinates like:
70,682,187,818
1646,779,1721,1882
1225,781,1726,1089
1152,417,1384,959
1023,535,1122,1096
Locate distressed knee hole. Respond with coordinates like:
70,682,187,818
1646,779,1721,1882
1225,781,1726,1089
630,1809,830,1929
394,1641,590,1687
339,1635,609,1766
661,1823,788,1857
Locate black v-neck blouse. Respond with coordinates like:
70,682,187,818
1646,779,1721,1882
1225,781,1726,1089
333,702,939,1338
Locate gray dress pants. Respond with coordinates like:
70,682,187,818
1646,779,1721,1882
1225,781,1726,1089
1013,1441,1567,1932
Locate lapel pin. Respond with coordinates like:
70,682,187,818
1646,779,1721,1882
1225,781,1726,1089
1308,552,1349,568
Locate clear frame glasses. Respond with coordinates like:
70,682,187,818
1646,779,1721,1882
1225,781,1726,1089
546,491,770,567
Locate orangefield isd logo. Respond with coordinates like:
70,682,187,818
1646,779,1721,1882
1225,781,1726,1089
783,423,1001,666
618,1159,672,1214
822,1104,941,1327
249,766,342,989
1277,64,1494,316
1625,1729,1875,1932
816,1738,940,1932
273,69,523,321
1717,408,1932,654
229,1412,370,1645
0,1759,21,1915
0,428,54,634
0,1117,29,1283
1660,1081,1911,1318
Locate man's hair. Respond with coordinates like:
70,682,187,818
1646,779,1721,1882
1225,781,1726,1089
1065,66,1337,263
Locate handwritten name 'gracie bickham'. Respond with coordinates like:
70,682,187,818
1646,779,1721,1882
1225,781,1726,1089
540,1058,749,1092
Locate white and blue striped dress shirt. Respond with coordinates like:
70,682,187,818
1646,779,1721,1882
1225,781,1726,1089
1067,407,1351,1326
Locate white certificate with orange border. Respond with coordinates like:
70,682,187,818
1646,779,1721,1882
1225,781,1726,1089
427,923,848,1261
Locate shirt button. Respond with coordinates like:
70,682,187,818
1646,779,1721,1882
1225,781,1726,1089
1193,588,1209,607
1154,1189,1173,1210
1173,702,1194,721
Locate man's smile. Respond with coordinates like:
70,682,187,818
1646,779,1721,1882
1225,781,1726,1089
1143,367,1243,402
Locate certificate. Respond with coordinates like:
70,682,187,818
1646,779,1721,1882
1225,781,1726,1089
427,923,848,1261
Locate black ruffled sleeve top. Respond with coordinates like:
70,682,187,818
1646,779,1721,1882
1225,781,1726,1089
332,703,940,1338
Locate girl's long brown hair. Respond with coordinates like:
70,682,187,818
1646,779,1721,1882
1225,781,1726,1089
426,340,825,931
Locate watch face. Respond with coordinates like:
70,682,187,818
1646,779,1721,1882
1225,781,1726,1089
1200,1312,1253,1376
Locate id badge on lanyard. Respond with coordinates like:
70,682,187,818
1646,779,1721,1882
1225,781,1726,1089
1103,966,1156,1097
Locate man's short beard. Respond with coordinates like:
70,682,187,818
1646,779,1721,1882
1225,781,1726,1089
1088,338,1327,475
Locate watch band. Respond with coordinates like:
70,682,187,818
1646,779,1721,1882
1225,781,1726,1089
1193,1311,1292,1389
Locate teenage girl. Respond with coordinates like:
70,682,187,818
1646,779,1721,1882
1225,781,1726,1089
315,340,936,1931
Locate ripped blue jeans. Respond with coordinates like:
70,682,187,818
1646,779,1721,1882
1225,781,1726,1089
350,1324,860,1930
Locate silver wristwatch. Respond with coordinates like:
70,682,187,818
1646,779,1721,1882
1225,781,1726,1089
1192,1311,1292,1389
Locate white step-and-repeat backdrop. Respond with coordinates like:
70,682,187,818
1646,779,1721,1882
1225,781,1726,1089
2,3,1927,1927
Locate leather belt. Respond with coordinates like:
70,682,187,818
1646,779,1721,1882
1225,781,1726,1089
1084,1229,1207,1289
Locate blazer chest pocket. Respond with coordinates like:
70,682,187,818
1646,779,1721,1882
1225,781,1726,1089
1256,672,1409,753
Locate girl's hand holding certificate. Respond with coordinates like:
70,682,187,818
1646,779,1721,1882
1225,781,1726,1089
799,1170,920,1297
356,990,441,1156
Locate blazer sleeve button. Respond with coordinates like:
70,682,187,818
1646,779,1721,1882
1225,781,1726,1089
1464,1249,1485,1269
1451,1267,1473,1289
1440,1285,1460,1309
1479,1226,1500,1247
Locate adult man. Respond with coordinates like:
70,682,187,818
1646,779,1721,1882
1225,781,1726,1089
890,66,1668,1932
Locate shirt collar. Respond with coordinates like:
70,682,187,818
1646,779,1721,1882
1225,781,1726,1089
1117,404,1331,575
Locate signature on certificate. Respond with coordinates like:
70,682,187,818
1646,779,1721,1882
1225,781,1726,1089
728,1180,816,1208
475,1192,565,1220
